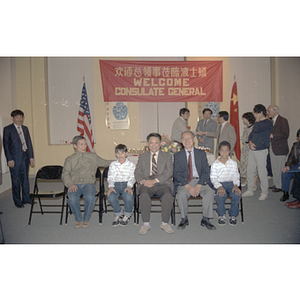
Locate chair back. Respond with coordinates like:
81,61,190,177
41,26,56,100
36,165,63,180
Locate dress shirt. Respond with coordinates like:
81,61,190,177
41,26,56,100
220,121,228,133
14,123,27,150
107,158,136,188
210,157,240,189
184,148,199,178
272,114,278,125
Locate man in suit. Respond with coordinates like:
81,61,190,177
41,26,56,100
3,109,34,208
198,111,236,157
171,108,190,143
135,132,174,234
267,105,290,192
195,108,217,153
173,131,216,230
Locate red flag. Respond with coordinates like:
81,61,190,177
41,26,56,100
77,82,94,152
230,81,241,160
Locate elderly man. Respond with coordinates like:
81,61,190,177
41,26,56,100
135,133,174,234
195,108,217,153
171,108,190,143
173,131,216,230
62,136,112,228
198,111,236,157
267,105,290,192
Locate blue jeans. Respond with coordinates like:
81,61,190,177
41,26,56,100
281,163,300,192
107,182,134,217
215,181,241,217
67,184,97,222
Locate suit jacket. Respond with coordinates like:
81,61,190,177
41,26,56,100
134,150,174,194
171,117,188,142
270,115,289,155
195,118,217,152
3,123,34,164
206,122,236,157
173,147,211,194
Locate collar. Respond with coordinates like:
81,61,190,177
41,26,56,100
272,114,279,124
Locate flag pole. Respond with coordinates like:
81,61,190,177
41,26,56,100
83,75,85,82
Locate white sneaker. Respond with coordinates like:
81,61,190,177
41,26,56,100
258,193,267,201
242,190,254,197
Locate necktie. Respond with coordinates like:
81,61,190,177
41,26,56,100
17,126,27,152
152,153,157,177
204,120,207,127
187,151,193,183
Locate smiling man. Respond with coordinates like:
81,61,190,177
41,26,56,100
134,132,174,235
62,135,112,228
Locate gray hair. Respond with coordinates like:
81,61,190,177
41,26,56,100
72,135,86,146
181,130,195,139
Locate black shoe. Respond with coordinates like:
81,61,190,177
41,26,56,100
269,185,276,190
177,218,189,230
16,204,25,208
201,219,216,230
272,188,282,193
23,201,36,205
280,191,289,202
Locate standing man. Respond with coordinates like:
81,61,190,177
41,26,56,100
266,105,290,192
62,136,112,228
171,108,190,143
173,131,216,230
3,110,34,208
198,111,236,157
243,104,273,201
135,133,174,235
195,108,217,153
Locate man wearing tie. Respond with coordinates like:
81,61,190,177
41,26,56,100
195,108,217,153
135,133,174,234
173,131,216,230
3,110,34,208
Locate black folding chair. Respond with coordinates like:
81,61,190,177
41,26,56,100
100,166,137,224
28,165,66,225
64,167,103,225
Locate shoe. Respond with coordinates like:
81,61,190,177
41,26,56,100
112,216,121,227
22,201,36,205
160,223,174,234
74,221,82,228
120,215,130,226
139,224,151,235
272,188,282,193
200,219,216,230
258,193,268,201
285,200,299,206
82,220,90,228
229,216,237,226
177,218,189,230
288,202,300,209
217,215,226,226
280,192,289,202
253,186,257,192
16,204,25,208
269,185,276,189
242,190,254,197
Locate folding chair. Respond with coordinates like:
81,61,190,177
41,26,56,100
100,166,137,224
64,167,103,225
28,165,66,225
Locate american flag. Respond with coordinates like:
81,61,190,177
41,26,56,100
77,82,94,152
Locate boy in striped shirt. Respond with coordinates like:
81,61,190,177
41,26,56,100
210,141,241,226
107,144,136,227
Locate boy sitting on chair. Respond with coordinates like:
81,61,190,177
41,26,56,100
107,144,136,227
210,141,242,226
62,136,112,228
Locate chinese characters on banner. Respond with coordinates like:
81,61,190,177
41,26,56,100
99,60,223,102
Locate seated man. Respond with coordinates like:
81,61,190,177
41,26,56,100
280,128,300,205
210,141,242,226
62,135,112,228
173,131,216,230
134,133,174,235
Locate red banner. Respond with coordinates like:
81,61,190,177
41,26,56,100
99,60,223,102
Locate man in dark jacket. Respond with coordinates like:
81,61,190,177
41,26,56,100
280,129,300,207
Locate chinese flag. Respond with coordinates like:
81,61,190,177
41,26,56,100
230,81,241,160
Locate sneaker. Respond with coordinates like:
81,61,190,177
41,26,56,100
258,193,267,201
120,215,130,226
242,190,254,197
112,216,121,227
74,221,82,228
218,215,226,226
229,216,237,226
82,220,90,228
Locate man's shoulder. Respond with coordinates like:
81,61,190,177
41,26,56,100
4,123,14,130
